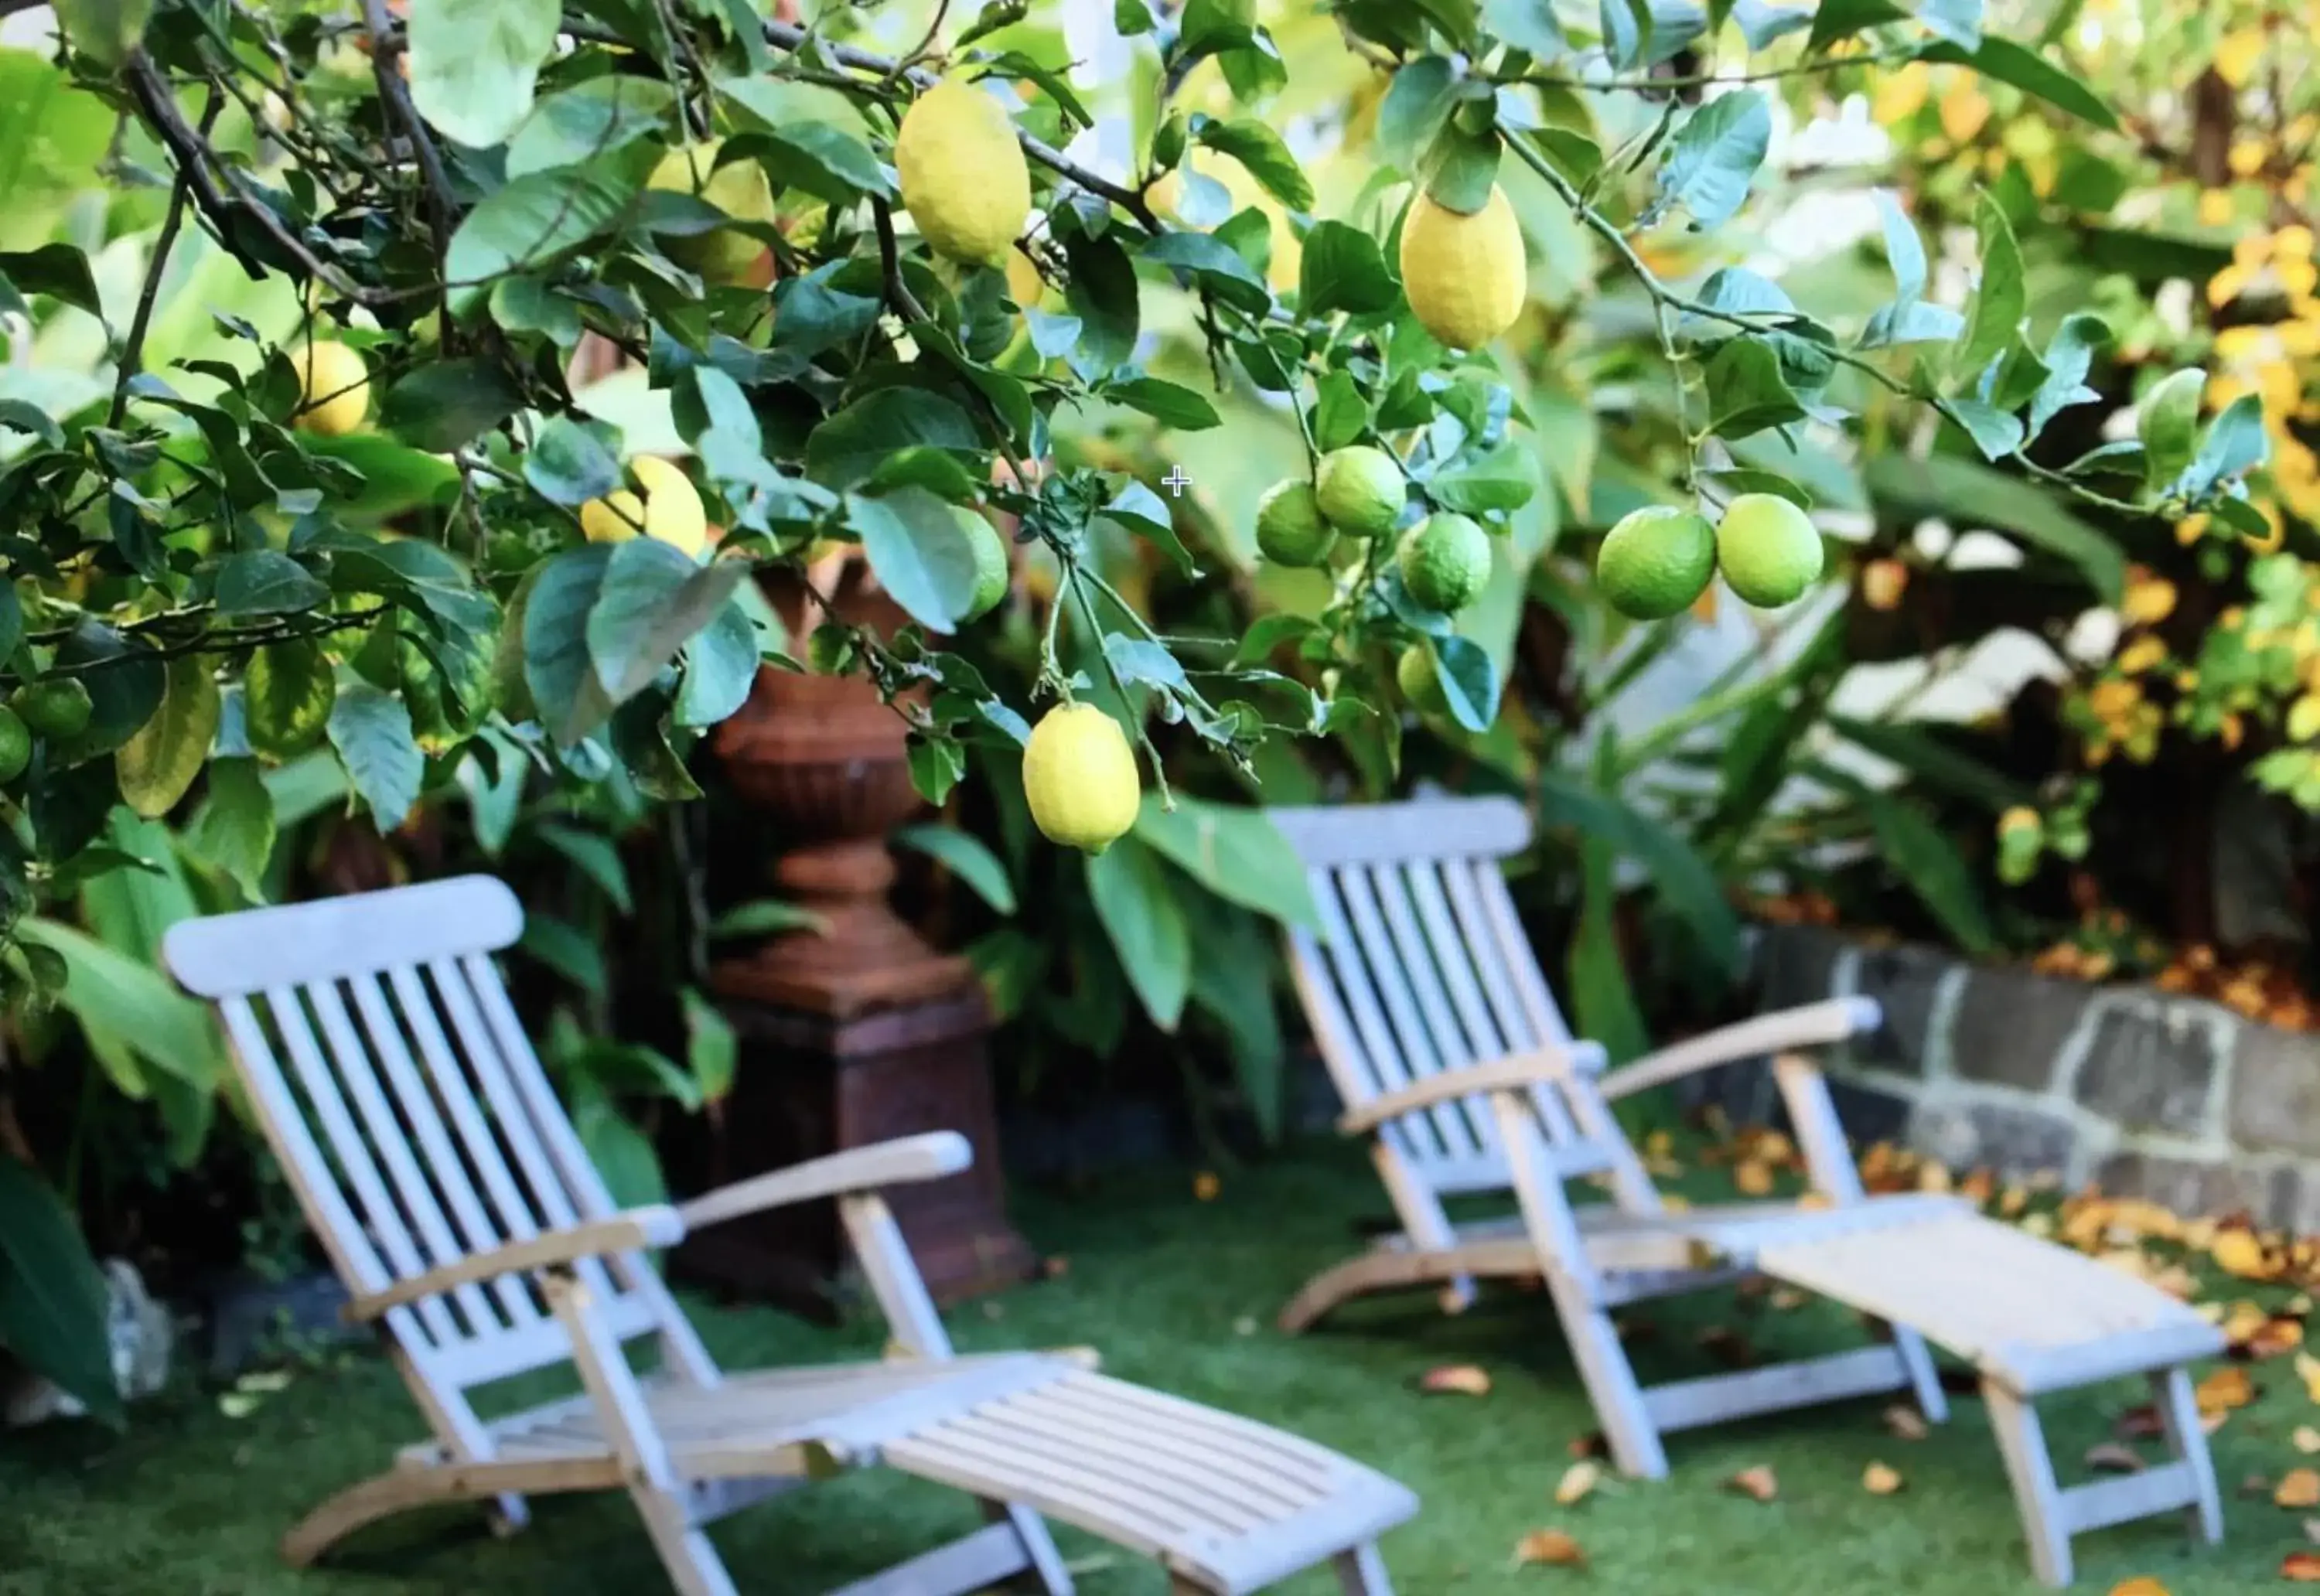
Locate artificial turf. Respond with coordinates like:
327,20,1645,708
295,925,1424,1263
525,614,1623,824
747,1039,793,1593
0,1141,2306,1594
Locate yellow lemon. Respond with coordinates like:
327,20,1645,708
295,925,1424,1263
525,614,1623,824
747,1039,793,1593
1005,248,1046,311
1021,701,1139,854
580,455,708,559
288,339,370,436
650,140,777,286
896,80,1031,268
1397,183,1526,350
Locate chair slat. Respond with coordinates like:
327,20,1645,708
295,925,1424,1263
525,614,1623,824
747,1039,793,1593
1305,871,1452,1163
305,977,507,1339
387,964,548,1251
1333,865,1488,1161
420,957,623,1310
265,984,465,1349
1448,860,1592,1146
1359,864,1496,1157
348,972,542,1328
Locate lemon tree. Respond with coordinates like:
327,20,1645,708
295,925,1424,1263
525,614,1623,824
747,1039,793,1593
0,0,2262,1019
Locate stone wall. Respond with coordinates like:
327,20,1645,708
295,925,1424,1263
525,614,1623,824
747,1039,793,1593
1718,924,2320,1231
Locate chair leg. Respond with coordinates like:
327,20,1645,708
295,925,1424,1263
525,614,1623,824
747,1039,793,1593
1333,1543,1394,1594
1546,1275,1669,1479
1890,1325,1950,1424
984,1499,1073,1595
2151,1367,2224,1544
1984,1380,2072,1587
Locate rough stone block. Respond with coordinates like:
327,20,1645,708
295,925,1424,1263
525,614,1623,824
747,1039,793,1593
1849,942,1954,1077
2228,1021,2320,1158
1755,924,1846,1012
1949,965,2086,1093
1910,1097,2076,1177
2072,1001,2223,1136
2095,1151,2297,1229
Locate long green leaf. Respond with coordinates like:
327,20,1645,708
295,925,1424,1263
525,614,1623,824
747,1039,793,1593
0,1156,121,1427
1536,769,1741,974
1825,714,2034,812
1086,835,1191,1032
1862,452,2123,602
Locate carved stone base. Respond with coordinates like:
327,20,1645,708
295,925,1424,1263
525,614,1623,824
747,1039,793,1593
668,986,1035,1321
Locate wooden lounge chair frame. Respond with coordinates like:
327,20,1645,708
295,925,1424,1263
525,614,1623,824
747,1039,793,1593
163,877,1415,1596
1267,796,2226,1587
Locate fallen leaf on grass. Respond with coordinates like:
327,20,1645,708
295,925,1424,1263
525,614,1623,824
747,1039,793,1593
1960,1167,1996,1204
1419,1364,1492,1396
2305,1518,2320,1543
2298,1352,2320,1404
1918,1161,1954,1194
2197,1366,2256,1414
2084,1443,2146,1473
1513,1530,1586,1567
1734,1158,1776,1196
1796,1190,1834,1211
236,1369,293,1395
1883,1403,1929,1441
2214,1227,2277,1281
1863,1461,1904,1495
1192,1171,1221,1202
2293,1293,2315,1316
218,1392,262,1420
2278,1468,2320,1509
2000,1183,2030,1218
1725,1465,1778,1502
1554,1461,1602,1506
2297,1426,2320,1455
2285,1551,2320,1581
2107,1577,2170,1595
1568,1431,1609,1460
1769,1287,1809,1311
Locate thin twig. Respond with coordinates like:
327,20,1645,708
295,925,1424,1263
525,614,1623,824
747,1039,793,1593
111,95,217,427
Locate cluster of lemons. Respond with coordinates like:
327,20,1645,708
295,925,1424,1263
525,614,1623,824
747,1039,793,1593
1594,496,1826,623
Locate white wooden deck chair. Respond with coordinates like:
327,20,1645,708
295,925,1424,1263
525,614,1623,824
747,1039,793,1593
162,878,1415,1596
1267,796,2226,1587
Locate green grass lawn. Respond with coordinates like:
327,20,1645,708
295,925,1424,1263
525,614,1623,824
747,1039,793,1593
2,1141,2308,1594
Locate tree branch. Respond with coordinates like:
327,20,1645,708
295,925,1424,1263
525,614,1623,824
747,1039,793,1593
110,94,217,427
359,0,459,273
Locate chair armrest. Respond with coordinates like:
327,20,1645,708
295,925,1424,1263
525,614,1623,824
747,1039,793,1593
675,1131,972,1232
345,1207,687,1323
1338,1042,1608,1136
1597,996,1880,1103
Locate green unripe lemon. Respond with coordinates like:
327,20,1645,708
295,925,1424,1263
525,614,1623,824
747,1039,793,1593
1313,445,1406,538
1595,505,1718,621
12,679,91,741
959,509,1011,622
1397,513,1493,614
1715,493,1824,609
0,706,27,783
1396,643,1448,717
1255,479,1336,567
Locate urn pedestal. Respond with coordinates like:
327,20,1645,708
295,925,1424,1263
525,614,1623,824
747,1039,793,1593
670,576,1034,1318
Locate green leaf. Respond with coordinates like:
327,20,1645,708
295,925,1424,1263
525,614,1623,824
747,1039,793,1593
585,539,750,709
2136,367,2206,491
674,598,759,728
243,639,336,759
1807,0,1905,48
1086,836,1192,1032
896,823,1018,915
0,398,64,449
1107,376,1221,431
1566,838,1649,1064
1060,229,1140,378
1312,369,1369,452
535,820,633,913
1117,0,1158,32
1140,230,1271,315
1954,191,2025,380
54,0,151,66
1945,398,2025,461
1919,36,2119,130
504,75,676,178
186,756,275,898
681,987,736,1105
1705,468,1811,509
1650,89,1769,229
807,388,981,489
524,415,623,506
1826,714,2034,811
445,165,642,317
1703,336,1806,438
23,915,220,1092
407,0,560,149
50,622,162,765
1195,118,1315,210
1132,794,1317,927
1535,769,1740,974
0,1155,120,1427
757,122,892,203
524,913,608,996
2025,312,2112,438
378,359,526,454
213,550,327,617
327,685,424,830
1376,56,1460,168
1861,789,1995,954
0,244,101,319
1418,124,1502,215
114,656,218,820
1429,440,1538,513
1297,220,1397,318
1435,633,1500,732
708,898,827,938
849,486,984,635
906,732,967,805
1862,452,2122,601
2172,393,2268,504
1482,0,1566,56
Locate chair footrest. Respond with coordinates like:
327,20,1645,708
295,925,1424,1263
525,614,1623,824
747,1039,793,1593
879,1369,1418,1596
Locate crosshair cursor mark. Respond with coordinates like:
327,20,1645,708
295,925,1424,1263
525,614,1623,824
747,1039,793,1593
1161,464,1193,498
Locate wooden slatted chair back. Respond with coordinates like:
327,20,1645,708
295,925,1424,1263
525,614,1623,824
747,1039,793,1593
1269,797,1656,1212
162,878,715,1436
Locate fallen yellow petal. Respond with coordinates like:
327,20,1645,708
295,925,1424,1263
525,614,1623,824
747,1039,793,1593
1418,1363,1491,1396
1554,1461,1601,1506
1726,1465,1778,1502
2279,1468,2320,1509
1863,1461,1905,1495
1512,1528,1586,1567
